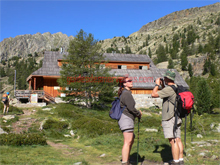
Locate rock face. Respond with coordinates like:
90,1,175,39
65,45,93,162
138,2,220,33
0,32,74,61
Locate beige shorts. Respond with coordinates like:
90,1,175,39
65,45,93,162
162,116,182,139
118,113,134,132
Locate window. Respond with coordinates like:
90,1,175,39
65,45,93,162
139,66,148,70
118,65,127,69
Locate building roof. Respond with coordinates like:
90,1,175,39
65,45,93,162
29,51,188,88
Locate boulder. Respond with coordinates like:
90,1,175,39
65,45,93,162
0,128,8,134
2,115,15,120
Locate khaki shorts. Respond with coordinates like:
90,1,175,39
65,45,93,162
162,116,182,139
118,113,134,132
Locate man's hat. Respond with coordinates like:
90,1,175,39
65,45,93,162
164,70,176,81
6,92,9,95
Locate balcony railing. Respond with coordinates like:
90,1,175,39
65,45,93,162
15,90,55,103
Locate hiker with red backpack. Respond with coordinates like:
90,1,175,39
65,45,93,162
151,70,184,165
2,92,11,115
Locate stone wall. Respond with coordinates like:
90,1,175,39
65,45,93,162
132,94,163,109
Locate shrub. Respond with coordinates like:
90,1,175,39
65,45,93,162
57,107,83,120
71,117,120,138
0,133,47,146
43,119,69,131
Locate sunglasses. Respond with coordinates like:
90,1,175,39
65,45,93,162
125,80,132,82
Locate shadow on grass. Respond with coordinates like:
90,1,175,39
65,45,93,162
129,152,145,165
153,144,172,163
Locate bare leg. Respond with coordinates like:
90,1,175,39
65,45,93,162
169,138,180,160
3,105,6,114
6,106,9,113
122,132,134,162
176,138,184,159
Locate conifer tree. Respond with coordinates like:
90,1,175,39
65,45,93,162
0,67,6,77
180,51,188,71
196,78,211,115
167,59,174,69
188,63,193,77
148,47,152,58
156,44,167,63
58,29,117,108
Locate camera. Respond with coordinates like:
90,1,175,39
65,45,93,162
154,78,164,83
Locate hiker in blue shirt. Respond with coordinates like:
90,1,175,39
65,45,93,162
118,76,142,165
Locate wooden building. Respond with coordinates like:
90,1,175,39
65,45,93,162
23,51,188,106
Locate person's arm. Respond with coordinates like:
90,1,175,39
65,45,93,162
151,78,162,98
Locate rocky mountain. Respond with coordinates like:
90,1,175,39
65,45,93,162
0,2,219,78
0,32,74,60
99,2,220,77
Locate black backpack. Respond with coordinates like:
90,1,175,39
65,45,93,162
170,85,195,147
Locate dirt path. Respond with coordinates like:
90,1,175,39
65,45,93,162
11,109,37,134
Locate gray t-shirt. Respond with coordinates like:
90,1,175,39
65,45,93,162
158,85,177,121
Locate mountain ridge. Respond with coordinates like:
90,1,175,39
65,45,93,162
0,2,219,79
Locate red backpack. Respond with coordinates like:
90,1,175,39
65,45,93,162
170,85,194,147
170,85,194,118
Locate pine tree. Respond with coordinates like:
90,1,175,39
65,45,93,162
188,63,193,77
196,78,211,115
148,47,152,58
198,44,203,53
156,44,167,63
180,51,188,71
167,59,174,69
210,63,216,76
58,29,117,108
0,67,6,77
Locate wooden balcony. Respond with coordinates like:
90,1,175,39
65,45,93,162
15,90,56,103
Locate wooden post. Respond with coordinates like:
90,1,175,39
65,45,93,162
29,80,31,90
34,78,36,90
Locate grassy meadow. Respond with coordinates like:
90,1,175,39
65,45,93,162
0,102,219,165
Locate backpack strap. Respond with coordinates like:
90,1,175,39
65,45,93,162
170,84,178,140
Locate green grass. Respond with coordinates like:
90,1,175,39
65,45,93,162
0,103,219,164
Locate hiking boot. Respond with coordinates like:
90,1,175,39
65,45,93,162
169,161,180,165
179,160,184,165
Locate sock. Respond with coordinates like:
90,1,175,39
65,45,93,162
122,161,127,163
174,160,180,162
179,158,184,161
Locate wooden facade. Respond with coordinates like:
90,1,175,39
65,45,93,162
104,62,149,70
26,51,188,100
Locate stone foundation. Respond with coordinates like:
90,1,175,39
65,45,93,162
132,94,162,109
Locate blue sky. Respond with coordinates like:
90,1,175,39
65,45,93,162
0,0,219,42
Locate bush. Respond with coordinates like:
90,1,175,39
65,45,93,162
57,107,83,120
71,117,120,138
0,133,47,146
43,119,69,131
